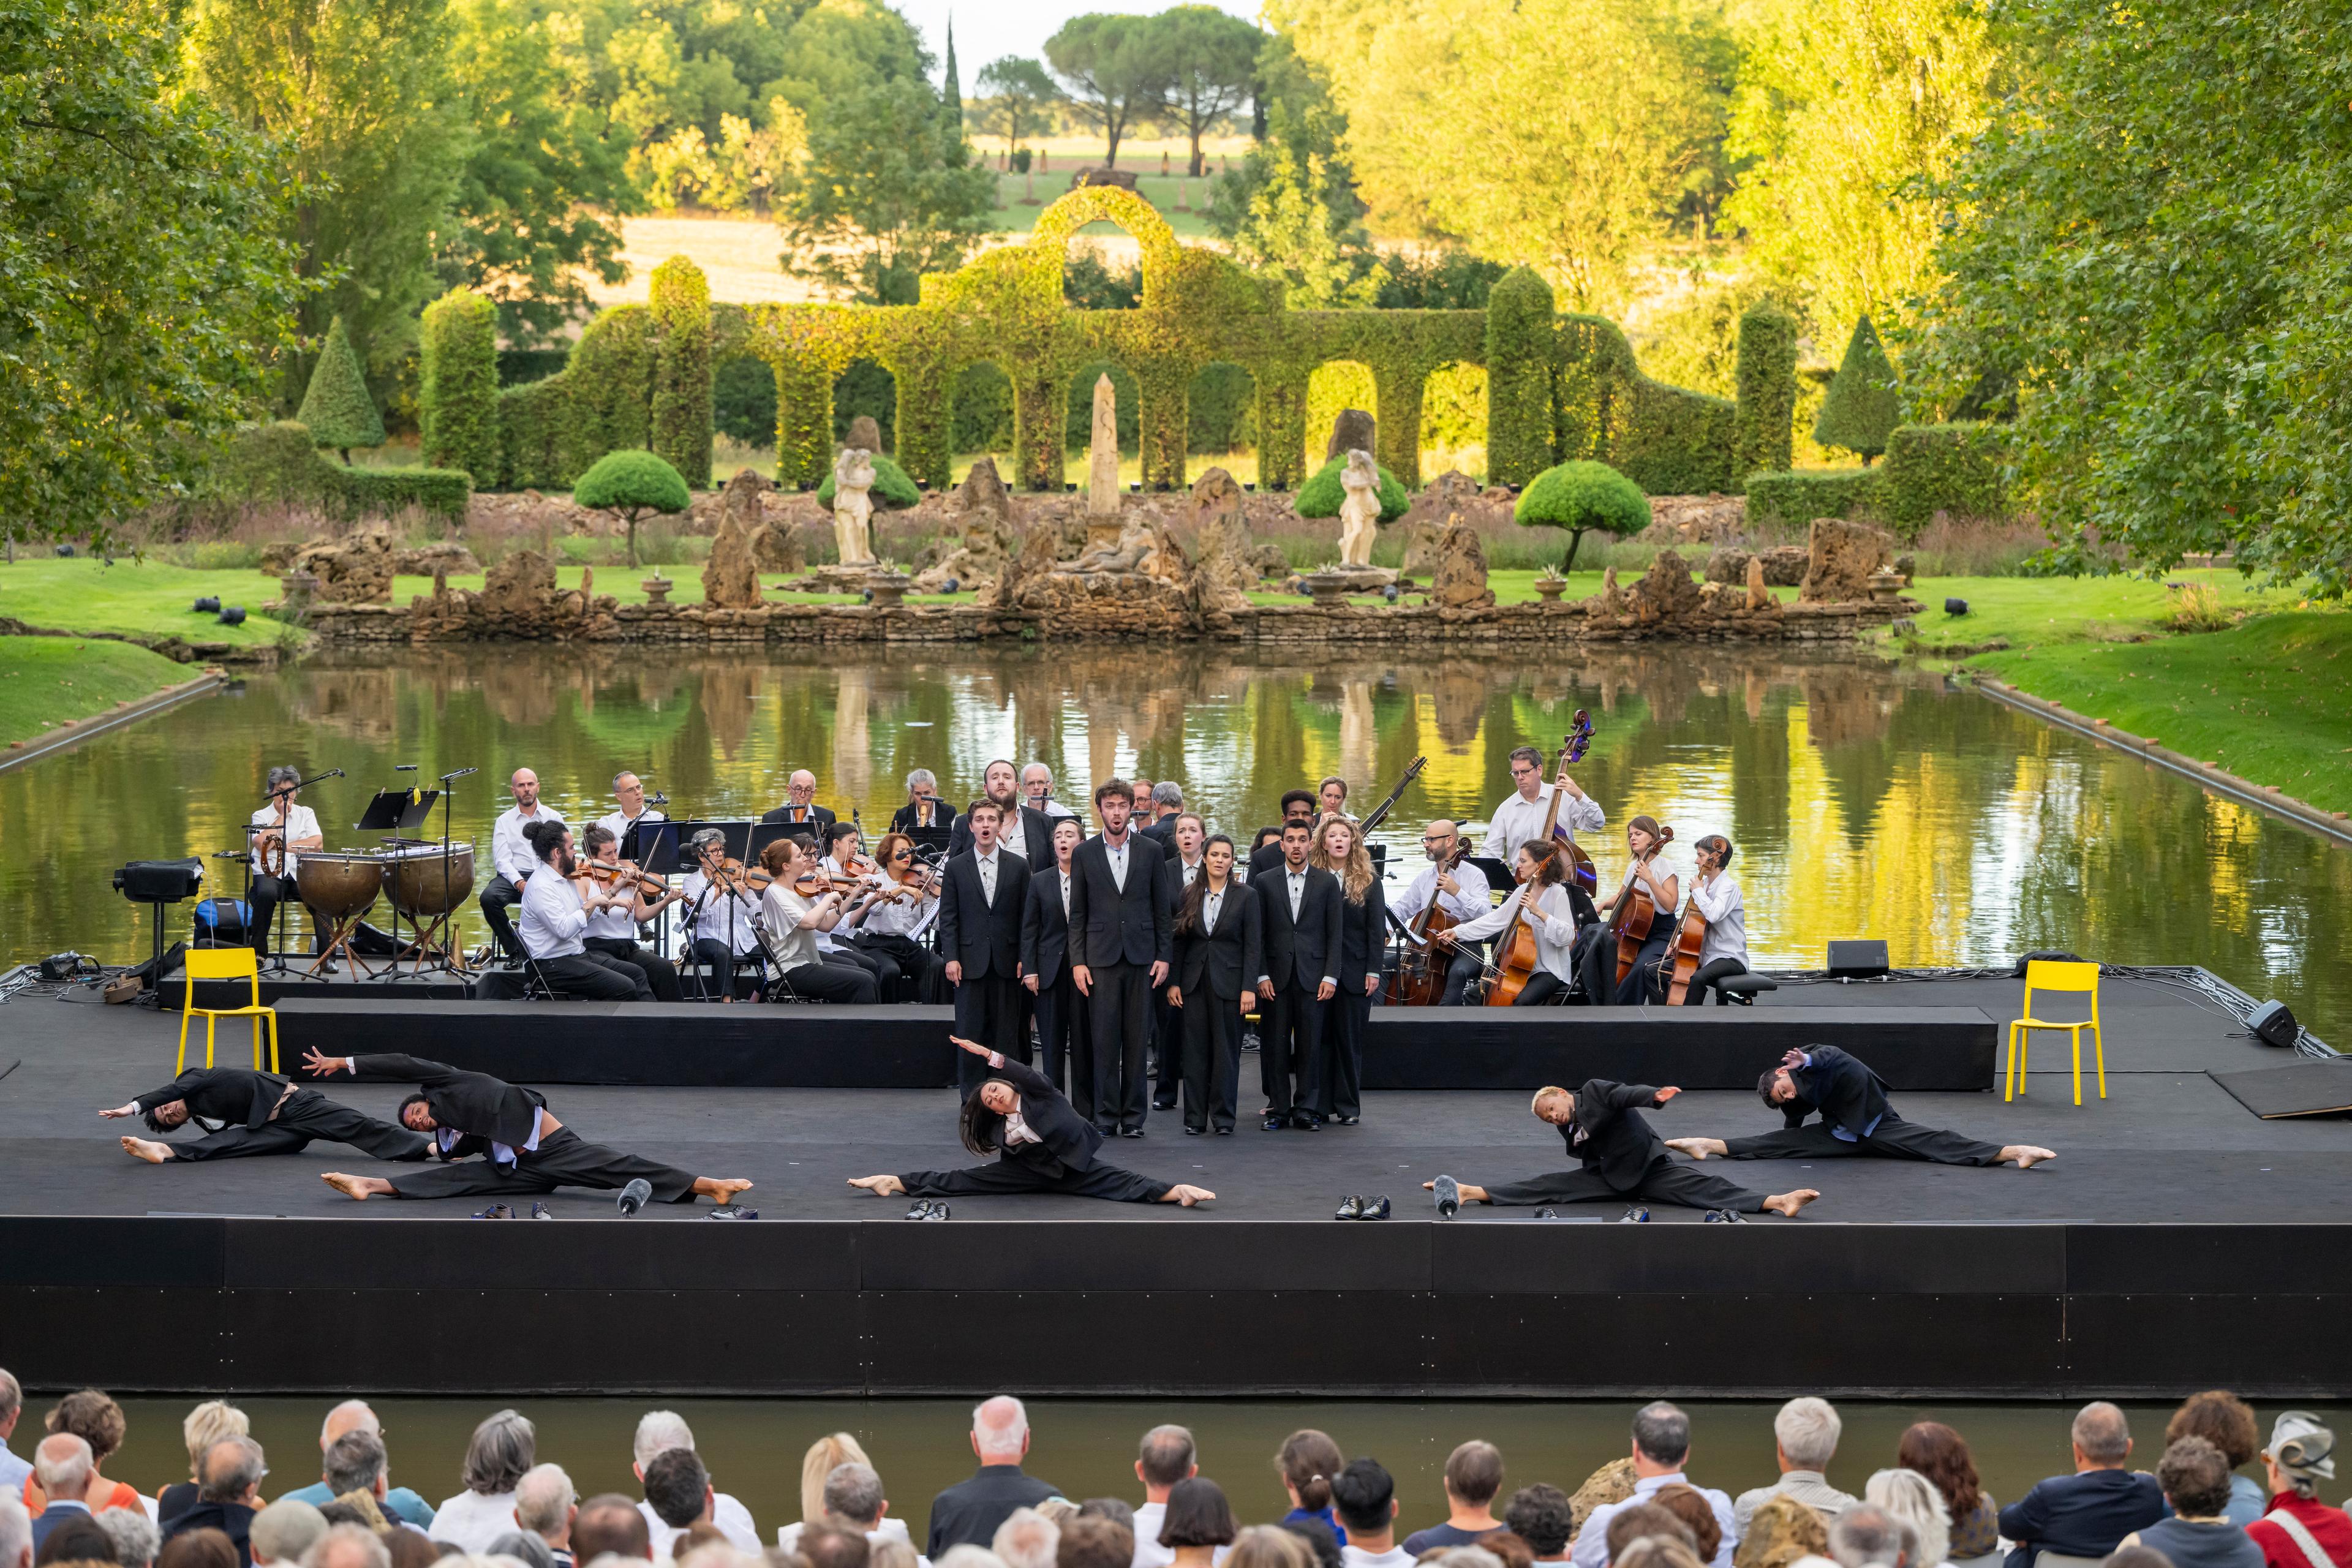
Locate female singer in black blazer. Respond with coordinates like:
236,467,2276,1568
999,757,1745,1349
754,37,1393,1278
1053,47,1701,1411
1019,817,1092,1117
848,1038,1215,1205
1313,815,1387,1126
1166,834,1263,1135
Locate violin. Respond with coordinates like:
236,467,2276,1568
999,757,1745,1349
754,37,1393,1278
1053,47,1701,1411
791,870,867,897
703,856,774,897
1612,824,1675,987
573,860,667,897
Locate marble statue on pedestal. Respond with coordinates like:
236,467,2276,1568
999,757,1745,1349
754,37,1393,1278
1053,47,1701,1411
1337,448,1381,568
832,447,877,567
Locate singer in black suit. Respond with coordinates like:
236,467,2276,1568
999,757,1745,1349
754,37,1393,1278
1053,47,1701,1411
938,800,1032,1092
296,1049,752,1206
1664,1046,2054,1169
1020,817,1093,1120
1068,779,1174,1137
949,761,1057,864
1253,819,1343,1131
1167,834,1262,1135
104,1066,429,1164
850,1039,1213,1205
1314,815,1387,1126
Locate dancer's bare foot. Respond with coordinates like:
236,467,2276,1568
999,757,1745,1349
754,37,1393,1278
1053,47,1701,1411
121,1136,174,1164
322,1172,394,1202
1667,1137,1728,1160
695,1177,754,1203
848,1174,906,1197
1761,1188,1821,1217
2000,1145,2056,1169
1420,1180,1491,1202
1159,1183,1216,1205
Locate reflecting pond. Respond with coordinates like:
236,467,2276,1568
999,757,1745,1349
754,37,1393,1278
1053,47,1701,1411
4,644,2345,1041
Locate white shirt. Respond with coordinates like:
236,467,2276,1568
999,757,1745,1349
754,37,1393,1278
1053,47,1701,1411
249,802,321,876
1690,871,1747,968
1104,834,1131,891
682,871,763,956
582,868,642,940
1134,1502,1235,1568
518,863,589,958
1059,869,1074,916
429,1488,521,1553
1451,881,1580,982
1035,797,1077,819
760,881,822,971
1341,1549,1414,1568
778,1519,914,1558
492,804,566,885
1392,859,1492,925
862,880,938,938
1203,885,1226,931
975,846,1002,905
1485,784,1605,862
1286,867,1308,916
439,1106,546,1168
1004,1105,1042,1145
1574,1474,1737,1568
641,1493,761,1559
0,1438,31,1493
595,807,665,848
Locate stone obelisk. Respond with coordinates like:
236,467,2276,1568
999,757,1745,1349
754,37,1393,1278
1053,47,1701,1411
1085,372,1123,552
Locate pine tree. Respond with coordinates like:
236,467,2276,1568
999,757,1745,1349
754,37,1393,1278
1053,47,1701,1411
940,17,963,153
295,316,385,462
1813,314,1903,464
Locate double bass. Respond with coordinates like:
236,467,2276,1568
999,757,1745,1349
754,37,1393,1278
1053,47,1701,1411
1663,886,1709,1004
1476,715,1596,1006
1386,840,1467,1006
1612,823,1675,987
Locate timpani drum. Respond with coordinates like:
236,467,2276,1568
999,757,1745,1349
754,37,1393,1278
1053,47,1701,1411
385,841,475,919
294,851,383,923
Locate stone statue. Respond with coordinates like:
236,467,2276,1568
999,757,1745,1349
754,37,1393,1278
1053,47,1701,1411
1087,373,1121,519
832,447,877,567
1069,513,1155,576
1337,448,1381,568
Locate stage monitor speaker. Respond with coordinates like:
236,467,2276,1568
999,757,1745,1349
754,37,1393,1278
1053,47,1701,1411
113,858,204,903
2250,999,2300,1049
2013,949,2086,977
1827,939,1889,978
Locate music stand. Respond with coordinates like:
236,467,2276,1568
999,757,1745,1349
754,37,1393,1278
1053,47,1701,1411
357,788,442,975
907,826,954,860
677,820,755,862
621,816,680,953
673,821,758,1001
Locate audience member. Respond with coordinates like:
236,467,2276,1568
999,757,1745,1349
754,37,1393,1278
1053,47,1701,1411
630,1416,756,1556
249,1504,327,1568
1430,1550,1507,1568
487,1535,556,1568
642,1453,717,1564
2,1498,29,1568
1608,1510,1697,1562
99,1506,161,1568
0,1385,28,1503
162,1409,250,1529
30,1440,97,1553
799,1521,872,1568
870,1540,921,1568
2166,1399,2265,1530
37,1517,118,1567
284,1408,435,1531
671,1524,731,1563
1502,1491,1572,1567
1477,1539,1536,1568
1058,1517,1133,1568
797,1444,876,1547
2243,1414,2351,1568
774,1463,912,1561
165,1438,267,1567
1332,1462,1406,1568
1575,1407,1736,1568
1612,1542,1706,1568
1896,1428,1996,1567
1274,1438,1346,1550
31,1395,144,1519
429,1413,535,1555
1077,1510,1133,1540
1732,1499,1826,1568
1133,1430,1201,1568
928,1401,1058,1561
1827,1507,1914,1568
1404,1446,1507,1558
1275,1523,1335,1568
1037,1505,1081,1534
1997,1406,2163,1568
572,1496,654,1564
1155,1485,1237,1568
2100,1550,2172,1568
300,1524,390,1568
935,1549,1007,1568
1860,1475,1945,1568
1650,1495,1721,1567
156,1530,238,1568
514,1466,578,1568
377,1532,435,1568
2117,1441,2259,1568
1224,1529,1310,1568
1735,1404,1857,1534
994,1512,1060,1568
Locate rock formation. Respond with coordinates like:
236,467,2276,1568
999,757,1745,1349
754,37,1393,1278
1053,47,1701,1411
395,541,480,578
1010,507,1199,635
408,546,618,641
750,489,807,575
1627,548,1704,622
1325,407,1376,462
1643,494,1746,546
701,468,766,609
1800,516,1896,603
1186,467,1256,615
1709,544,1809,587
832,447,878,566
914,458,1020,594
1746,555,1771,611
1396,470,1502,577
1336,449,1382,568
981,521,1061,610
293,528,399,604
1427,514,1494,610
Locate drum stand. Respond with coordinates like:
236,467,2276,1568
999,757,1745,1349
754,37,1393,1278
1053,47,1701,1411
306,908,380,981
413,767,477,977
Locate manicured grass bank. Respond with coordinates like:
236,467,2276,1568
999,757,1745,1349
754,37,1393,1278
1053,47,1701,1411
0,636,206,750
0,559,286,650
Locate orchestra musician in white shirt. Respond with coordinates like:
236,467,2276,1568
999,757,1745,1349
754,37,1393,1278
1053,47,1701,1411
246,764,324,960
1482,745,1605,864
483,767,565,963
1673,835,1750,1003
1387,821,1493,1006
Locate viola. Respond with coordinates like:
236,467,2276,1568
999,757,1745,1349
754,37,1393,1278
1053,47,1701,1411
1612,824,1676,988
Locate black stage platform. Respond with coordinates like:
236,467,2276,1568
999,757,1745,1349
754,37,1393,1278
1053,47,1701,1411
4,968,2348,1400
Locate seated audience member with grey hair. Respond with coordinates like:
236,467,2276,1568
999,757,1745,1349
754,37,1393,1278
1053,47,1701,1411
775,1463,916,1559
994,1511,1060,1568
1828,1506,1915,1568
1502,1488,1574,1566
928,1400,1060,1559
486,1533,557,1568
801,1521,875,1568
1996,1404,2163,1568
1058,1515,1134,1568
1332,1461,1408,1568
0,1371,30,1495
570,1495,654,1565
630,1412,758,1555
1403,1442,1508,1557
514,1464,579,1568
29,1436,97,1555
639,1450,716,1563
99,1506,162,1568
1574,1406,1736,1568
164,1437,269,1566
281,1405,435,1531
2244,1412,2352,1568
247,1502,326,1568
1,1498,30,1568
1734,1400,1860,1532
301,1523,391,1568
429,1410,536,1554
1860,1472,1947,1568
2117,1439,2262,1568
1130,1427,1200,1568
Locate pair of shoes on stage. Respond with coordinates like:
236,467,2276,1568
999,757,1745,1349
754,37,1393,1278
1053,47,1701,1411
1619,1205,1649,1224
1702,1208,1746,1224
1334,1195,1392,1221
1433,1174,1461,1219
1121,1126,1145,1138
903,1199,951,1221
471,1202,557,1221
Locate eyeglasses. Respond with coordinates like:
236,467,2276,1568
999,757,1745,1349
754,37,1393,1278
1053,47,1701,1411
1422,834,1452,844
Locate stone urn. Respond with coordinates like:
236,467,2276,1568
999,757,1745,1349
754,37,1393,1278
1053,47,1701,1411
866,570,914,610
280,570,321,608
641,575,674,605
1534,574,1568,603
1297,570,1360,610
1867,565,1905,606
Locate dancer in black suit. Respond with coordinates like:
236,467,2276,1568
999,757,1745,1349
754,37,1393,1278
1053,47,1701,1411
1253,818,1343,1130
939,799,1032,1091
1020,817,1093,1119
1069,778,1173,1137
104,1066,428,1164
1166,834,1262,1135
949,758,1057,865
1430,1080,1819,1218
1666,1047,2056,1168
1313,815,1386,1126
849,1038,1215,1205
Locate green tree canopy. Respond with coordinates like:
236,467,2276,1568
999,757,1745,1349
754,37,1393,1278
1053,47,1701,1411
775,72,995,303
974,56,1060,154
1515,460,1651,571
1206,34,1374,307
295,318,386,460
573,449,690,565
1814,315,1902,463
1155,6,1261,177
1044,13,1169,168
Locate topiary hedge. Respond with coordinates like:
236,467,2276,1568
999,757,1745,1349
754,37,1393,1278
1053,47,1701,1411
1515,459,1650,571
816,453,923,509
649,258,713,489
1732,299,1797,479
1294,454,1409,521
334,464,471,522
1882,422,2010,534
420,290,500,483
1483,266,1557,486
1744,467,1888,532
206,421,470,524
296,317,385,460
1815,315,1903,463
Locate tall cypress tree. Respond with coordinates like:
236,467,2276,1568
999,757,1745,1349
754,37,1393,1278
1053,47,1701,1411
1813,314,1902,464
295,316,385,462
940,17,963,150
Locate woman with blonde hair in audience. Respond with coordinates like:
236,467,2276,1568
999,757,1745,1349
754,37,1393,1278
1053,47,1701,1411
1865,1471,1951,1568
23,1392,147,1521
799,1436,874,1536
1228,1526,1314,1568
157,1404,248,1528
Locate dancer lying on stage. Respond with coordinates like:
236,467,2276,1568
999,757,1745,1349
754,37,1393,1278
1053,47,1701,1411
101,1066,430,1165
848,1037,1216,1207
1665,1046,2056,1169
1426,1079,1821,1218
296,1049,752,1205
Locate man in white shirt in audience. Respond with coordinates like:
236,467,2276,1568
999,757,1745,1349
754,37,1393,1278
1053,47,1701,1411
1333,1459,1412,1568
484,767,564,962
631,1412,758,1555
1574,1403,1738,1568
1130,1426,1199,1568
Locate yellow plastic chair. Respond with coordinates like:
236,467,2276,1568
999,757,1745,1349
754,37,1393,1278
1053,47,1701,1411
2006,959,2104,1105
176,947,279,1073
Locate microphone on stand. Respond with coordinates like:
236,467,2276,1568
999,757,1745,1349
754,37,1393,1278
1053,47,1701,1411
617,1178,652,1217
395,765,418,772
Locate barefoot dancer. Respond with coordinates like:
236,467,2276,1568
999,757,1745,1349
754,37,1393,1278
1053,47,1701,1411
1666,1047,2056,1169
298,1049,751,1206
848,1037,1216,1207
1427,1080,1820,1219
100,1066,429,1166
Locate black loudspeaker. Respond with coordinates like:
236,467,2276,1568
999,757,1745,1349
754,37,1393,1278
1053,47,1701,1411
113,858,205,902
2013,949,2086,977
2250,1000,2300,1049
1827,939,1890,978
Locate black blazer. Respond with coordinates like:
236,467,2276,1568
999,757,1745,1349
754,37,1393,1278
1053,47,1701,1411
1069,833,1172,969
993,1054,1104,1170
1137,815,1183,859
1019,863,1076,989
135,1067,290,1130
938,849,1029,980
1174,880,1262,1001
951,804,1056,865
1248,837,1290,879
890,800,960,837
345,1054,545,1145
1255,862,1343,991
1334,877,1389,991
925,1464,1061,1559
760,802,837,831
1785,1045,1894,1136
1554,1078,1672,1191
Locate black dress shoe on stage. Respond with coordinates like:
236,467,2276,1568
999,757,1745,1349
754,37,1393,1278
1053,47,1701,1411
1292,1110,1322,1131
1433,1174,1461,1219
1335,1114,1360,1126
1185,1125,1206,1136
1335,1196,1365,1221
1215,1125,1234,1136
1153,1099,1177,1111
1262,1113,1285,1131
1120,1126,1145,1138
1619,1205,1650,1224
1703,1208,1747,1223
1360,1196,1392,1221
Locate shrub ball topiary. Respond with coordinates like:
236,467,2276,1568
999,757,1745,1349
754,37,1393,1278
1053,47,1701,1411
1515,459,1651,573
816,452,922,510
296,317,384,462
573,449,692,566
1294,454,1409,522
1814,315,1903,464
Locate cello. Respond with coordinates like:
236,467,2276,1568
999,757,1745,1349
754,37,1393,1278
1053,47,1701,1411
1476,718,1595,1006
1663,884,1709,1004
1611,823,1675,988
1386,840,1467,1006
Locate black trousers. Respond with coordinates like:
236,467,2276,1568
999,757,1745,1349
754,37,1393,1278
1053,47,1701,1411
480,876,525,961
954,970,1027,1091
1513,971,1569,1006
856,932,938,1003
1179,990,1247,1133
1151,985,1180,1109
778,957,880,1004
1258,978,1328,1120
246,873,299,959
167,1089,428,1163
690,937,761,999
1575,926,1669,1005
1725,1117,2005,1166
1329,985,1373,1119
388,1127,698,1202
1679,956,1747,1004
829,940,898,997
582,937,682,1002
1087,960,1155,1133
901,1144,1168,1204
1486,1155,1769,1213
1436,943,1488,1006
1033,973,1093,1123
535,949,651,1000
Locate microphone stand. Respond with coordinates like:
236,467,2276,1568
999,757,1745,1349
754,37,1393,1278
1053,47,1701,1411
428,766,476,977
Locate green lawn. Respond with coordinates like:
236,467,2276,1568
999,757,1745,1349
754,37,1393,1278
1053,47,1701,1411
1894,568,2301,654
0,635,205,748
0,558,288,649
